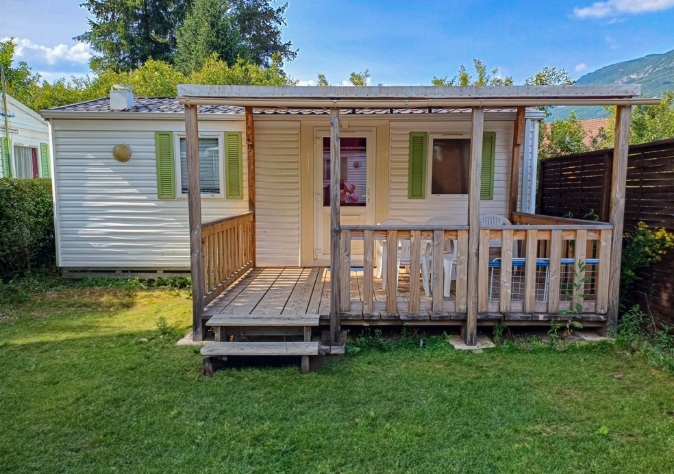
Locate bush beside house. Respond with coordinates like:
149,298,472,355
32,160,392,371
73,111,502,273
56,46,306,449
0,178,55,276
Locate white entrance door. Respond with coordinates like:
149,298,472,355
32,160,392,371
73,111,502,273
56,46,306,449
314,128,375,266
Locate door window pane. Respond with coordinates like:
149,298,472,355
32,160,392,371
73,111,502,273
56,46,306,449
323,137,367,206
14,146,34,179
180,137,220,194
431,138,470,195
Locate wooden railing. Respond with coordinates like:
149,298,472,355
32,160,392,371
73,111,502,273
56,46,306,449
201,212,255,306
339,225,470,315
339,220,613,317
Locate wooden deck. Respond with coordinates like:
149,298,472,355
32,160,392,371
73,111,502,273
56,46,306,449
203,267,607,325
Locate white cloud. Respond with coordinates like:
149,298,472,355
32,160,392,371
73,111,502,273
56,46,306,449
3,37,91,65
573,0,674,18
297,80,315,86
575,63,588,72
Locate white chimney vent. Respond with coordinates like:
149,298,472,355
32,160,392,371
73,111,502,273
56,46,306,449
110,84,134,111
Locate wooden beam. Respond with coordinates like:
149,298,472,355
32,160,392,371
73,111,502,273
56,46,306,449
466,107,484,346
509,106,526,219
599,152,613,223
185,104,205,341
329,107,341,342
607,105,631,334
245,106,256,267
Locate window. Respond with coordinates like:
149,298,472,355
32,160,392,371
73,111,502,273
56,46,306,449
322,137,367,206
178,136,221,195
14,146,38,179
430,138,471,195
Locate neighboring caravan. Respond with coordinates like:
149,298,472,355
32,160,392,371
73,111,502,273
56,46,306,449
41,89,543,273
1,94,50,179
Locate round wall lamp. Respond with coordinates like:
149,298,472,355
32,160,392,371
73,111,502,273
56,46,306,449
112,144,132,162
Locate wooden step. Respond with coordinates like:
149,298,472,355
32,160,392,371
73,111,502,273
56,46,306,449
202,341,320,356
206,313,320,327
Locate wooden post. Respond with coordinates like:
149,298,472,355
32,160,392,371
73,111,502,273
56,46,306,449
607,105,631,334
186,104,205,341
329,108,341,343
509,107,526,219
245,107,256,267
466,107,484,346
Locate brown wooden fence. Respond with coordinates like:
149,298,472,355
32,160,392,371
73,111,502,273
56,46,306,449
537,138,674,324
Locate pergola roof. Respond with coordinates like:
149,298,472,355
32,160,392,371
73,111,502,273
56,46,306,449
177,85,660,109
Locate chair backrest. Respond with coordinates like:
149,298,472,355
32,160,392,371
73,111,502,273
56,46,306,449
378,218,409,226
480,215,511,226
425,216,461,226
425,216,460,254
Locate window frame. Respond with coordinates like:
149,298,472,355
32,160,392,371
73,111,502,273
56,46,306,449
13,145,38,179
426,133,472,200
174,132,225,198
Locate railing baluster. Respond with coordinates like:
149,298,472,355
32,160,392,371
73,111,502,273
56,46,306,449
548,229,562,313
573,229,587,310
455,229,468,313
340,230,351,313
524,229,538,313
596,229,611,314
432,229,444,312
386,230,398,315
500,229,513,312
363,230,374,315
478,229,491,313
409,230,421,315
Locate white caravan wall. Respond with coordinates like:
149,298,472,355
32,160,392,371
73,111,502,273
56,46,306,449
253,120,301,266
51,119,248,268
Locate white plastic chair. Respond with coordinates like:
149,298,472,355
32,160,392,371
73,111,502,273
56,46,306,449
375,218,410,289
480,215,514,253
422,216,461,297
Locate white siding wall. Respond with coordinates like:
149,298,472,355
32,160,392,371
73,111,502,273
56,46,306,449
52,119,248,268
1,96,49,178
254,120,301,266
389,119,515,224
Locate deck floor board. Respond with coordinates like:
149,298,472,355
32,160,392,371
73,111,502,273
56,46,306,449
203,266,598,324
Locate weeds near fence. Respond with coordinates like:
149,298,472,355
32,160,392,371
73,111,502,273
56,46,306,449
617,305,674,374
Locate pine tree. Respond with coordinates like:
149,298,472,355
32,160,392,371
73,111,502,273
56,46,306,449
76,0,193,72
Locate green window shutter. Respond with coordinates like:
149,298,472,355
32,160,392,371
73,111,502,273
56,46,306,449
480,132,496,200
39,142,50,178
225,132,243,199
155,132,175,199
0,137,10,178
408,132,427,199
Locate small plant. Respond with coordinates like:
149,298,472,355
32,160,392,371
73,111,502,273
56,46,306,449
583,209,600,221
550,261,586,342
617,304,674,374
401,323,410,339
493,321,507,344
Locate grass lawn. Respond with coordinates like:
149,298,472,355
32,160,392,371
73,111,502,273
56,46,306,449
2,284,674,473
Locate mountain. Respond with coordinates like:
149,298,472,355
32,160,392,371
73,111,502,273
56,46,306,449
546,48,674,122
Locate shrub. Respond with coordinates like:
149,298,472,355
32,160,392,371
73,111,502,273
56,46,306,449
621,222,674,304
0,178,55,276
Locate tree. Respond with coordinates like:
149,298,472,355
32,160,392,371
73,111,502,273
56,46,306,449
524,66,574,87
174,0,296,73
432,59,512,86
76,0,192,72
349,70,370,86
0,39,40,101
230,0,296,67
316,73,328,86
174,0,242,73
600,91,674,146
538,111,596,159
0,39,293,112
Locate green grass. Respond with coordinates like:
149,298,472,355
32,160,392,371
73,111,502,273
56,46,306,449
2,284,674,473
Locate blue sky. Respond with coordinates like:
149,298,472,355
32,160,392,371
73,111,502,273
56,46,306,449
1,0,673,84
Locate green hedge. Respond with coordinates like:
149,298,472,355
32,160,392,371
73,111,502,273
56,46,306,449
0,178,55,276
